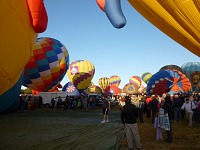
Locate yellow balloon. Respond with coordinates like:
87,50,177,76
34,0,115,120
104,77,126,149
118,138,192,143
67,60,95,91
129,0,200,57
0,0,38,94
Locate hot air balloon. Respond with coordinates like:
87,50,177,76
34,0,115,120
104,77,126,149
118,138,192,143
129,76,142,89
23,37,69,92
86,85,102,94
159,65,182,72
128,0,200,57
98,77,110,91
104,85,121,95
141,72,152,84
123,83,138,95
67,60,95,92
62,82,80,96
109,75,121,87
181,62,200,92
138,85,146,94
147,70,191,95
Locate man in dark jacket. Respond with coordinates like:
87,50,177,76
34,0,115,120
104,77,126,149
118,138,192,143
121,96,142,150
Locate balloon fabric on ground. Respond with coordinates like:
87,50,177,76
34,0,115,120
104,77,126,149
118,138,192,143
67,60,95,92
62,82,80,96
23,37,69,92
147,70,191,95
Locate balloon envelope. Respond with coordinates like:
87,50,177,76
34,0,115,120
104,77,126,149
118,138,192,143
62,82,80,96
123,83,138,95
109,75,121,87
67,60,95,91
181,62,200,92
141,72,152,84
23,37,69,92
98,77,110,91
129,76,142,89
104,85,121,95
128,0,200,57
147,70,191,95
159,65,182,72
86,85,102,94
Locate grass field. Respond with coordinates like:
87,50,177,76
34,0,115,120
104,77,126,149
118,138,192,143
0,106,199,150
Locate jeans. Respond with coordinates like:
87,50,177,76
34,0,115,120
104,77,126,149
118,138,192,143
174,108,181,121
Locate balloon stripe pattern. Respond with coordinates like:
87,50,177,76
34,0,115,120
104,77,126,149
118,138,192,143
67,60,95,91
141,72,152,84
23,37,69,92
109,75,121,87
129,76,142,89
99,77,110,91
147,70,191,95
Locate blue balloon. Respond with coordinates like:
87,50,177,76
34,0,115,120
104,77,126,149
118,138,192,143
105,0,126,28
0,72,23,113
62,82,80,96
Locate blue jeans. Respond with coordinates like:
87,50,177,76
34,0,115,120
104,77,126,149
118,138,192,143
174,108,181,121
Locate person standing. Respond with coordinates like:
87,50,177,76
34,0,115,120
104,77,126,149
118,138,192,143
163,94,173,143
121,96,142,150
101,95,110,123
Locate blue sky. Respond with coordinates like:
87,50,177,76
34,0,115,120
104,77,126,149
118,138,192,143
35,0,199,89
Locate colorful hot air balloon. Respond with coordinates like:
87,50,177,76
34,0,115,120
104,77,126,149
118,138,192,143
141,72,152,84
98,77,110,91
129,76,142,89
62,82,80,96
104,85,121,95
67,60,95,92
181,62,200,92
128,0,200,57
86,85,102,94
159,65,182,72
23,37,69,92
123,83,138,95
147,70,191,95
109,75,121,87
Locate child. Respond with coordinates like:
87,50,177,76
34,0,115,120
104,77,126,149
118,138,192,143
154,112,163,141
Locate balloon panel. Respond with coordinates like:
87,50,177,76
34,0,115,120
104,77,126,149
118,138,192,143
123,83,138,95
129,76,142,88
86,85,102,94
141,72,152,84
62,82,80,96
0,0,37,94
159,65,182,72
98,77,110,91
128,0,200,57
23,37,69,92
109,75,121,87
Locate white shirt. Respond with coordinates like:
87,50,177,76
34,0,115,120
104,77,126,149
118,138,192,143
181,101,196,113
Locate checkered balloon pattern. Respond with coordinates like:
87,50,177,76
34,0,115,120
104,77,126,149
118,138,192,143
23,37,69,92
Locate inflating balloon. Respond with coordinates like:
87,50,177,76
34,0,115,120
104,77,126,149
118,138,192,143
0,72,24,113
129,76,142,89
128,0,200,57
141,72,152,84
62,82,80,96
0,0,45,95
147,70,191,95
181,62,200,92
104,85,121,95
67,60,95,91
109,75,121,87
96,0,126,28
98,77,110,91
123,83,138,95
86,85,102,94
23,37,69,92
159,65,182,72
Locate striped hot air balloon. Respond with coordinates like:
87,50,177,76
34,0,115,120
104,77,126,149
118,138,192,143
109,75,121,87
141,72,152,84
129,76,142,89
99,77,110,91
23,37,69,92
67,60,95,92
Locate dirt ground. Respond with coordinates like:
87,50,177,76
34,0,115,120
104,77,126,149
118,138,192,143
0,106,200,150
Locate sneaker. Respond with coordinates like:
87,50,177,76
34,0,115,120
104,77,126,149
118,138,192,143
101,120,106,123
106,120,109,123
